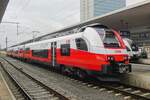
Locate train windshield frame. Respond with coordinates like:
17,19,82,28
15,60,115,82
95,28,121,48
126,39,138,51
131,43,138,51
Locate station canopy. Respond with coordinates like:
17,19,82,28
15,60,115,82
0,0,9,23
89,0,150,32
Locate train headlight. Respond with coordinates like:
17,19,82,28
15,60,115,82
107,56,114,61
124,56,128,61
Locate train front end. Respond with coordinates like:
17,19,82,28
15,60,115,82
83,26,131,78
102,29,131,74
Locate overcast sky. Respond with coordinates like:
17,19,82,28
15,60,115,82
0,0,147,48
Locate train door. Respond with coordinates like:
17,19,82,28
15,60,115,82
51,42,57,66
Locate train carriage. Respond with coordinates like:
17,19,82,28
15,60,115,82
123,38,140,60
11,46,19,58
18,45,24,58
7,24,131,80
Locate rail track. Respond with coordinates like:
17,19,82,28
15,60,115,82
78,80,150,100
66,72,150,99
0,63,26,100
0,57,69,100
1,56,150,100
66,75,150,99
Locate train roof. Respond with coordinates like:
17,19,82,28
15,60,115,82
10,23,107,47
24,32,83,47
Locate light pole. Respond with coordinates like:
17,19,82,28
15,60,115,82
1,21,20,42
0,44,1,50
32,31,40,42
0,31,6,50
5,37,8,51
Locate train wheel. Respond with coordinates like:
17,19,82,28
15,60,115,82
76,69,87,79
61,65,68,75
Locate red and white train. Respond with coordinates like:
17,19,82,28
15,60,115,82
7,24,131,80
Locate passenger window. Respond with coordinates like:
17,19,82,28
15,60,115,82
25,48,30,54
25,48,30,51
32,49,48,58
61,44,70,56
75,38,88,51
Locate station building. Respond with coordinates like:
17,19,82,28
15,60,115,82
80,0,126,21
0,0,9,23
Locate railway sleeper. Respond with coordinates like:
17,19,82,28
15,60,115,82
32,94,57,100
28,89,48,93
131,90,141,94
30,91,51,96
141,93,150,97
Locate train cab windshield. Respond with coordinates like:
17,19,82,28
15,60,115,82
94,28,120,48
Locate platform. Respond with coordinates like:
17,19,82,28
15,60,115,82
139,58,150,65
120,63,150,90
0,72,14,100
